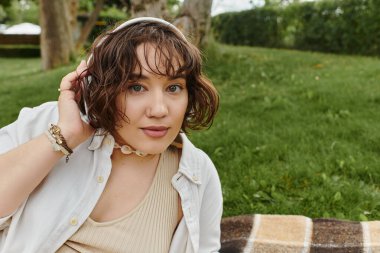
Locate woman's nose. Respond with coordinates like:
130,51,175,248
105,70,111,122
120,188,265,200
146,91,168,118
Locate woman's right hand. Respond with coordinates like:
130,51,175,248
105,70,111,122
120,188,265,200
57,60,94,149
0,60,94,218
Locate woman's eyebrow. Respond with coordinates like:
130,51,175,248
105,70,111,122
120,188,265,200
169,73,186,80
129,73,147,80
128,73,186,81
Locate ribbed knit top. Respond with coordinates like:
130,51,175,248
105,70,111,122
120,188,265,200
56,148,179,253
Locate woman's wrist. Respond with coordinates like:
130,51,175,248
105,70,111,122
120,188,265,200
57,122,93,150
46,124,74,162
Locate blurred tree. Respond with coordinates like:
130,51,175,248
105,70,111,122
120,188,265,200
75,0,105,50
68,0,79,42
39,0,107,69
130,0,167,18
40,0,74,70
37,0,209,69
0,5,7,22
173,0,213,49
0,0,12,7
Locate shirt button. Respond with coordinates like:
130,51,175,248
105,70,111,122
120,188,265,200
192,175,198,182
97,176,104,183
70,217,78,226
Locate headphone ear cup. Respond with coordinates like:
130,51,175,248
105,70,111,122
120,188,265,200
84,75,91,115
78,75,91,123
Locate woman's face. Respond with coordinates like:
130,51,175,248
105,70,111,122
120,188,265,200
115,43,188,154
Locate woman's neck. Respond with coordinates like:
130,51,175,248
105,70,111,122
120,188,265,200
111,149,160,171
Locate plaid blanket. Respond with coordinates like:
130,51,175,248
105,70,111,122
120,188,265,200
221,214,380,253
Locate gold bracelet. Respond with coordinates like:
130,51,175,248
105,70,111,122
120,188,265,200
46,123,73,163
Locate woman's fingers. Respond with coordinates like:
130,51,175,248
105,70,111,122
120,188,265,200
57,60,94,148
59,60,88,92
76,60,87,74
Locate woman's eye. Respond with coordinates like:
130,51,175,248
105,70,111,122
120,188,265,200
168,84,183,93
127,84,145,93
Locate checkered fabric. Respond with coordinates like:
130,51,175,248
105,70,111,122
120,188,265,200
221,214,380,253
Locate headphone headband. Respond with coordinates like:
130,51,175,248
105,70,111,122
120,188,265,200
112,17,186,40
95,17,186,48
88,17,186,63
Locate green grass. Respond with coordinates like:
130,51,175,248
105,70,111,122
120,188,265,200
0,58,75,126
1,44,380,221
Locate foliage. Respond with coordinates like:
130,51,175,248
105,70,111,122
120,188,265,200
2,43,380,220
288,0,380,55
2,0,38,24
0,0,12,7
166,0,182,18
212,0,380,56
212,7,280,48
79,0,96,12
85,6,128,44
76,2,129,46
79,0,128,12
0,5,6,22
100,6,128,21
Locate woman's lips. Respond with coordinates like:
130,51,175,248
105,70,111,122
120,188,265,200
141,127,169,138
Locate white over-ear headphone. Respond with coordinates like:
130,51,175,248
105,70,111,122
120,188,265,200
107,17,186,39
82,17,187,154
82,17,187,121
87,17,187,63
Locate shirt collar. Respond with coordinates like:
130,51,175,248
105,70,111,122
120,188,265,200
177,133,202,185
87,129,108,150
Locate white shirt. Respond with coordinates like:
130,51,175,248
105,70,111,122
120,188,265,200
0,102,223,253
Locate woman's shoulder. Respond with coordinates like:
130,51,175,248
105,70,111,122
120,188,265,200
180,133,212,162
179,133,219,183
2,101,59,143
14,101,58,129
18,101,58,120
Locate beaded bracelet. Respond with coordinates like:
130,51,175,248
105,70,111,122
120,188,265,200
45,123,73,163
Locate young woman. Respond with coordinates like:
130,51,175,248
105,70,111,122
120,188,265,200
0,17,222,252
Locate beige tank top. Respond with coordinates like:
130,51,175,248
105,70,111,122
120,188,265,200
57,148,179,253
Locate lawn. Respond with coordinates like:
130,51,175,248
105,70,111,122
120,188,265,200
1,44,380,221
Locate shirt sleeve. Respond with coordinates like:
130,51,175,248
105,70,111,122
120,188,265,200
0,102,58,155
0,211,14,230
0,117,20,230
0,115,25,229
199,157,223,253
0,125,17,155
0,102,58,228
0,127,19,227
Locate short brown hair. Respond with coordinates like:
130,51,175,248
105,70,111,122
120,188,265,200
79,20,219,135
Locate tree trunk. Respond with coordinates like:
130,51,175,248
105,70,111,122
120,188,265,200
68,0,79,42
131,0,167,18
40,0,74,70
75,0,105,51
174,0,213,49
